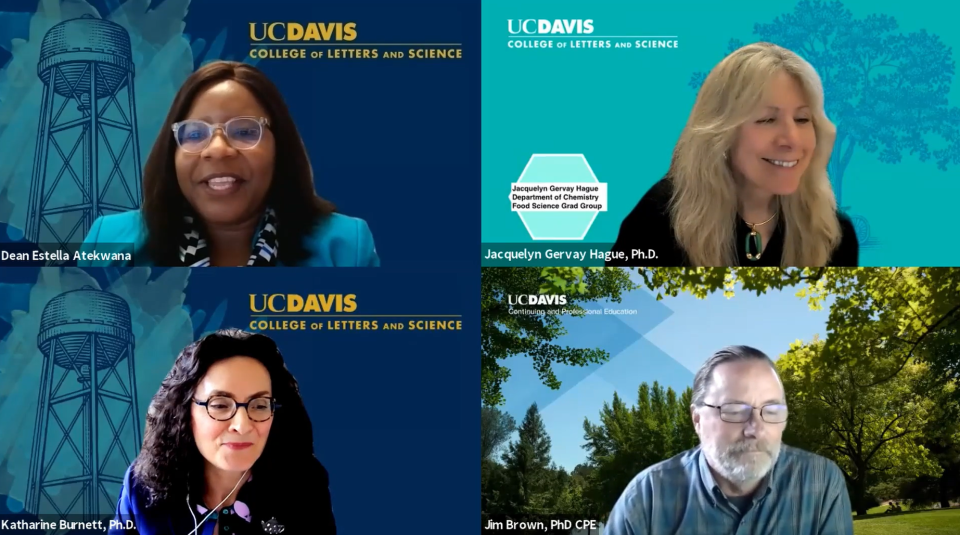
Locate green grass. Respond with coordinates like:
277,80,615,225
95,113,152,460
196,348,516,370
853,508,960,535
858,504,911,515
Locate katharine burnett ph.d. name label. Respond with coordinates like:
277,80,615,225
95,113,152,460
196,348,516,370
1,519,136,531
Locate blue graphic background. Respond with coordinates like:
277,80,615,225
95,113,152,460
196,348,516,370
481,0,960,266
0,0,481,268
0,267,476,534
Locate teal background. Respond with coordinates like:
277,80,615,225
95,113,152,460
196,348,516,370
481,0,960,266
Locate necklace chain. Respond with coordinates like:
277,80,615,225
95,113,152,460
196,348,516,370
743,210,778,229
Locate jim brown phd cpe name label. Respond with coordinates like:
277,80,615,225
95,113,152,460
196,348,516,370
483,515,603,533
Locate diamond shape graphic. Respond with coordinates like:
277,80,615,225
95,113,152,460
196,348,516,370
540,338,695,470
590,337,697,401
502,288,674,421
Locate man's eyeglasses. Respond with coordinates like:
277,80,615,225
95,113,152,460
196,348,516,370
194,395,281,422
702,402,788,424
172,116,270,153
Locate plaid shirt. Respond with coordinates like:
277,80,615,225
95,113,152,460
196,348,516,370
605,444,854,535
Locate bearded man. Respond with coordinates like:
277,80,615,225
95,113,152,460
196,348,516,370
605,345,853,535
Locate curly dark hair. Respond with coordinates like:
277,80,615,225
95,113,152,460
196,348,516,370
141,60,336,266
133,328,314,507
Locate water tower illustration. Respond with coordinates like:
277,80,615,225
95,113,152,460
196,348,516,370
25,15,142,254
25,286,141,521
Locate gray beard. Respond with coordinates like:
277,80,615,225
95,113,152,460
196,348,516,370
703,438,781,486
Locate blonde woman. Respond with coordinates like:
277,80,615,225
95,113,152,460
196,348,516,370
608,42,858,267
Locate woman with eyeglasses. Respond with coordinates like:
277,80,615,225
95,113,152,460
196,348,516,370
110,329,335,535
79,61,378,267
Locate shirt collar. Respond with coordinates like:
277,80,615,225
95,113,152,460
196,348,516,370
696,446,722,507
250,209,270,249
193,473,255,523
696,445,779,507
196,500,252,523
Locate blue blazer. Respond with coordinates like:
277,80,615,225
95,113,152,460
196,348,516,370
78,209,379,267
111,459,336,535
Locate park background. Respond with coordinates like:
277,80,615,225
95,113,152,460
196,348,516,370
0,266,476,535
0,0,480,268
481,0,960,267
481,267,960,534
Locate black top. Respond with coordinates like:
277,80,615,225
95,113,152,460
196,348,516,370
606,177,859,267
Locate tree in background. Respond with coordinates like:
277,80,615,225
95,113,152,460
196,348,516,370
778,338,941,515
900,377,960,509
480,267,637,406
481,458,510,515
481,403,602,523
688,0,960,247
499,403,557,514
482,406,517,461
581,382,699,517
541,268,960,395
922,327,960,405
479,385,700,523
481,406,517,514
553,465,602,534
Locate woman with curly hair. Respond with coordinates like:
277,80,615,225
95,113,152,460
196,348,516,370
110,329,335,534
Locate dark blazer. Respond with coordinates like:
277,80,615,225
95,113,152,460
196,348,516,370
607,177,859,267
110,456,336,534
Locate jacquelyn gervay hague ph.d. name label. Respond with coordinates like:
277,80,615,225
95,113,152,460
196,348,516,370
483,248,634,263
1,250,132,263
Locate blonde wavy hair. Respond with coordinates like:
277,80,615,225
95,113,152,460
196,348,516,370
669,42,841,266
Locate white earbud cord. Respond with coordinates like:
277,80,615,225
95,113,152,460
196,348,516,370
186,469,249,535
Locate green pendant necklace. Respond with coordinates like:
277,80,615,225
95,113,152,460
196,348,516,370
744,211,778,261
